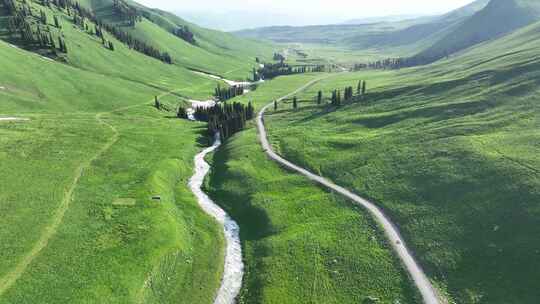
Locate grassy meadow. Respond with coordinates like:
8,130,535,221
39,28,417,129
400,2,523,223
2,0,540,303
242,21,540,304
0,107,224,304
0,8,229,299
206,127,420,304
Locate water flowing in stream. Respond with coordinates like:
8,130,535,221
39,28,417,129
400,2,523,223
188,133,243,304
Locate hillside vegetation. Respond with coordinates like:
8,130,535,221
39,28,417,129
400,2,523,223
418,0,540,62
207,123,420,304
2,0,540,303
241,20,540,303
0,32,230,303
0,0,276,302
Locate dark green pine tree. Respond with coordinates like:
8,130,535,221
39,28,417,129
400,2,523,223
252,68,258,81
154,96,160,109
54,15,61,28
337,90,341,106
274,100,278,111
58,37,64,52
246,101,254,120
49,33,55,48
108,41,114,51
293,96,298,109
40,10,47,25
177,106,187,119
362,81,367,95
317,90,322,104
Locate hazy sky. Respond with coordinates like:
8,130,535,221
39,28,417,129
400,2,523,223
135,0,477,18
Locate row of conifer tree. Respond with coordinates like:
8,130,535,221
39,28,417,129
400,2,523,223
214,84,246,101
281,80,368,111
178,102,255,140
254,62,326,81
353,53,446,70
329,80,367,106
3,0,68,54
3,0,176,63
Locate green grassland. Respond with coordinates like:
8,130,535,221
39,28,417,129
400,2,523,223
0,0,247,299
419,0,540,61
77,0,274,80
0,31,230,301
241,20,540,304
206,127,420,304
0,107,224,304
2,0,540,303
193,74,427,303
272,43,401,68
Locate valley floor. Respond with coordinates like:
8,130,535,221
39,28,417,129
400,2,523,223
0,103,224,304
2,3,540,301
234,39,540,302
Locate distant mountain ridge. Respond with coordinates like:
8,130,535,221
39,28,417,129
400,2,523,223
234,0,491,56
418,0,540,61
178,10,345,32
343,14,430,25
235,0,540,66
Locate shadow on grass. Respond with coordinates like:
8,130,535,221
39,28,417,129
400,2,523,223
206,136,274,242
193,125,213,148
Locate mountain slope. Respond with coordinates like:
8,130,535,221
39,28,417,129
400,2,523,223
233,19,540,304
417,0,540,61
84,0,273,78
0,1,273,303
438,0,490,21
1,0,273,85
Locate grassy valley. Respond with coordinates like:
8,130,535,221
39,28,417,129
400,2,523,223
0,30,229,301
233,19,540,303
206,97,420,304
2,0,540,303
234,0,490,59
0,0,273,302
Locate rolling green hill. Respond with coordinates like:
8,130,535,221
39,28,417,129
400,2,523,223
229,19,540,303
0,0,274,303
235,0,540,67
0,43,226,303
418,0,540,61
3,0,540,303
207,126,420,304
77,0,273,79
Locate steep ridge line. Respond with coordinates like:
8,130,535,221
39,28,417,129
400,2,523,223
0,89,183,297
256,78,443,304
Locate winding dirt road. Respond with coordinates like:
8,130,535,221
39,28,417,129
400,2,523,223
256,79,442,304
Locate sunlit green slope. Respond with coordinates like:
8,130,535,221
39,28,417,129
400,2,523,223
233,20,540,304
